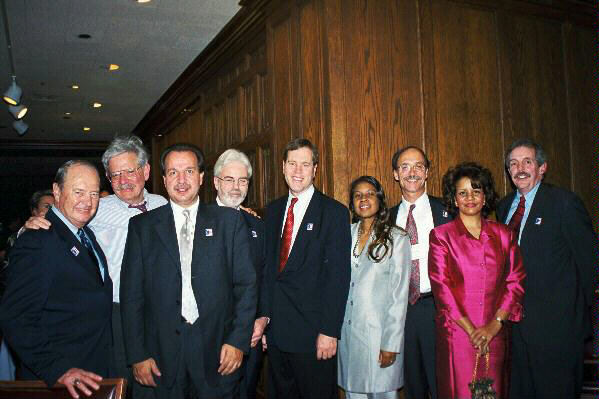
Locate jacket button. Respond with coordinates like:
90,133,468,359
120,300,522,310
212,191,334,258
350,301,353,306
348,320,352,325
175,329,181,335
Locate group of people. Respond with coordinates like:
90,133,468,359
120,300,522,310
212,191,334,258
0,135,595,399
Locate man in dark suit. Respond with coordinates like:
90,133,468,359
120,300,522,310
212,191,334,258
0,160,113,399
213,148,267,399
263,138,351,399
497,138,597,399
388,146,451,399
120,143,256,398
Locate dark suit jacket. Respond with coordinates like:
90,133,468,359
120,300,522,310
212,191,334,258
263,189,351,353
497,183,598,350
0,209,113,386
120,202,257,388
239,210,267,317
388,195,452,229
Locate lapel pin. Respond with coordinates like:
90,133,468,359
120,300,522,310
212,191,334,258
71,247,79,256
442,211,448,218
535,218,542,225
251,230,258,238
307,223,313,231
205,228,213,237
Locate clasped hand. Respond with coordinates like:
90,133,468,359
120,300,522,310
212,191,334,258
469,321,501,354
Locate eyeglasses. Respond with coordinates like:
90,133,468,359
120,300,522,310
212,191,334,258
108,165,143,180
215,176,249,187
397,162,427,173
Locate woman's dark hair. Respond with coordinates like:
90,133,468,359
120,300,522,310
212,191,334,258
349,176,403,262
441,162,497,218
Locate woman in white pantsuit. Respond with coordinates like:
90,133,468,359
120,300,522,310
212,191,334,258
338,176,411,399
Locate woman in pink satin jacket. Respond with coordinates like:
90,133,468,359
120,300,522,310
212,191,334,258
428,162,525,398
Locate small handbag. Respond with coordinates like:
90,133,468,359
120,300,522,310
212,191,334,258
468,350,497,399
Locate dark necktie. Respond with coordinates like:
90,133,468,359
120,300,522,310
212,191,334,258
128,201,148,212
508,195,526,233
406,204,420,305
77,228,104,282
279,197,298,273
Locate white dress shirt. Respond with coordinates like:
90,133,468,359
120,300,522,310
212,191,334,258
89,189,167,302
171,198,199,245
395,193,435,294
281,184,315,251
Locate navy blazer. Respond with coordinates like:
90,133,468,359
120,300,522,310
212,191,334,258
0,209,113,386
239,210,267,317
388,195,451,229
497,183,598,348
120,202,257,387
263,190,351,353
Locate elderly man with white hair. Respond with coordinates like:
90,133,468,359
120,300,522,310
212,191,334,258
213,149,267,399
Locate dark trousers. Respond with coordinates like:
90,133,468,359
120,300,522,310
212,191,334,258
268,345,336,399
134,322,238,399
239,344,263,399
403,295,437,399
113,303,133,397
509,325,584,399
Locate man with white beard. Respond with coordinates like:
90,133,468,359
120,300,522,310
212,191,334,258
213,149,267,399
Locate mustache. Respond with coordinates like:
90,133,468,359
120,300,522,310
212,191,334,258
403,175,422,181
174,184,190,190
115,183,135,191
515,172,531,179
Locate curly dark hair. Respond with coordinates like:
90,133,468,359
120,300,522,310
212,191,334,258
441,162,497,218
349,176,403,262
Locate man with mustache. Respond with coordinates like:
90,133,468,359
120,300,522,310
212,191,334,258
22,135,167,393
388,146,451,399
0,161,113,399
120,144,256,398
213,149,267,399
496,138,597,398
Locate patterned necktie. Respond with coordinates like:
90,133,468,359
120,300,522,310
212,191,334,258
179,209,199,323
77,228,104,282
128,201,148,212
508,195,526,233
279,197,298,273
405,204,420,305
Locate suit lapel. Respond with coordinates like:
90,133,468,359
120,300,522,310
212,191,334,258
191,203,212,278
272,196,287,266
284,191,321,271
47,210,103,283
520,183,546,245
154,205,181,274
499,192,517,223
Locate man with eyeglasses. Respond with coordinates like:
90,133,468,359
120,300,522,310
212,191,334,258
120,143,256,398
22,135,167,394
213,149,267,399
389,146,451,399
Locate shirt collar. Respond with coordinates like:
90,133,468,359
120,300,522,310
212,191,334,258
401,192,429,209
51,207,82,237
288,184,315,204
112,188,149,209
454,215,492,240
170,197,200,218
517,181,541,204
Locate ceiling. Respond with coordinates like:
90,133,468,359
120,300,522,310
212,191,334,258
0,0,240,145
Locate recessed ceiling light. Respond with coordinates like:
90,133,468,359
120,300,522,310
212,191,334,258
78,34,92,39
65,112,71,115
83,127,91,132
92,102,102,108
71,84,79,90
108,64,120,71
137,0,152,3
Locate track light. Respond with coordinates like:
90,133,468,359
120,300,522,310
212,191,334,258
8,103,27,119
3,77,21,105
13,119,28,135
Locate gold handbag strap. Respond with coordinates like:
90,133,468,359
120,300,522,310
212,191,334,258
471,351,490,382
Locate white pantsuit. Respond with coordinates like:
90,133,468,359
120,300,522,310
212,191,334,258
338,224,411,394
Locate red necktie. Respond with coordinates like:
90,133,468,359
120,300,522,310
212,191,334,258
128,201,148,213
405,204,420,305
279,197,298,273
508,195,526,233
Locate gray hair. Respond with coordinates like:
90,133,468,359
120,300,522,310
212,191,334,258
101,135,149,172
55,160,99,189
213,149,253,178
504,138,547,168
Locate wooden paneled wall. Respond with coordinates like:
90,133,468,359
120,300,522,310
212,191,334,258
137,0,596,225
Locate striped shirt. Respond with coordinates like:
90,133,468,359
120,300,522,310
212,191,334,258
89,189,167,302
